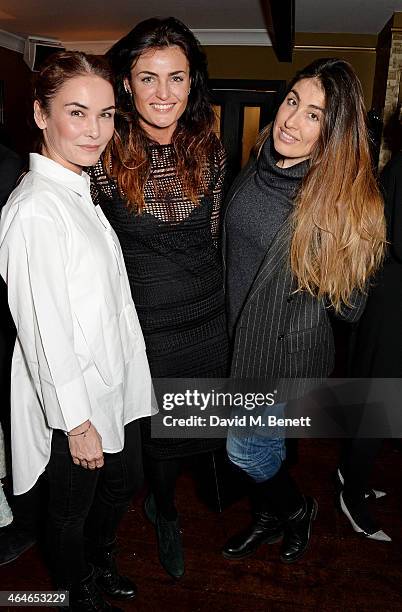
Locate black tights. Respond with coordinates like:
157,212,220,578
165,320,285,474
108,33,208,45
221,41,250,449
340,438,383,504
252,463,304,517
144,456,180,521
144,454,303,521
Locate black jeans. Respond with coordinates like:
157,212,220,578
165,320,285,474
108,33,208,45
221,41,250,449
45,419,143,588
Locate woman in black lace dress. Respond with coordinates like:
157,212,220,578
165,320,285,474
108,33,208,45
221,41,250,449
89,17,228,578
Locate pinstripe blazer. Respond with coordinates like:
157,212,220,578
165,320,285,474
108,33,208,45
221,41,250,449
223,157,366,393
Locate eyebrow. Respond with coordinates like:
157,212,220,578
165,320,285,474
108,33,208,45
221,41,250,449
289,89,325,112
136,70,186,76
64,102,116,111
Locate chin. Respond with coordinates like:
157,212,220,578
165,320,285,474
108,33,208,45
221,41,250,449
272,138,289,158
79,153,102,166
151,118,175,129
273,140,301,159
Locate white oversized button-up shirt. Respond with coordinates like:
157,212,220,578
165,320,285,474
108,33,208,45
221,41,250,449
0,154,156,494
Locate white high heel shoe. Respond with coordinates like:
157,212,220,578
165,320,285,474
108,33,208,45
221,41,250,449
339,491,391,542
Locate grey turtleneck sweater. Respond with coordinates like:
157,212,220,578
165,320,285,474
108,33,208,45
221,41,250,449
225,133,309,337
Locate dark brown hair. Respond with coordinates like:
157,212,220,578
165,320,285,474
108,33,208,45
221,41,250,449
34,51,115,146
104,17,219,213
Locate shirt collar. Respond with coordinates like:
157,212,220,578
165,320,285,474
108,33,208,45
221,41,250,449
29,153,91,198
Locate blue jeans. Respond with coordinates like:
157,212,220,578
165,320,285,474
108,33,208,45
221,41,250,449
226,403,286,483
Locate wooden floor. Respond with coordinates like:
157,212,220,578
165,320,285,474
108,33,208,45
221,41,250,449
1,439,401,612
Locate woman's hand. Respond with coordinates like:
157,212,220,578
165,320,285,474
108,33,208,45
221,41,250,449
67,420,104,470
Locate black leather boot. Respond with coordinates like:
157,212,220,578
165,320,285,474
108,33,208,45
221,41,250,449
155,513,184,578
222,510,283,560
65,568,123,612
0,525,36,566
280,496,318,564
90,541,137,600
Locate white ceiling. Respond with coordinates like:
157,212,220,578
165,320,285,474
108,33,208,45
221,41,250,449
1,0,402,43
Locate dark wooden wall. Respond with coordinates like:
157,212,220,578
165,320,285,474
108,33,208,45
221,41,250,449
0,46,33,154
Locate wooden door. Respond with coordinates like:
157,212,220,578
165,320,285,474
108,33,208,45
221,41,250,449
209,79,286,186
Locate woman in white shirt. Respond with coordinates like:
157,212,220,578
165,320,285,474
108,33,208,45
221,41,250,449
0,51,154,611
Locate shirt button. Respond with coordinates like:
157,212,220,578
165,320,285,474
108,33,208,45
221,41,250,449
287,296,293,303
278,334,285,340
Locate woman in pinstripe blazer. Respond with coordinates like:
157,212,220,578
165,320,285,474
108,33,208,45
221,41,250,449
222,59,386,564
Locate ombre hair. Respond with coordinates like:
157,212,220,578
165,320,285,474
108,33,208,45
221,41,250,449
257,58,385,311
103,16,219,213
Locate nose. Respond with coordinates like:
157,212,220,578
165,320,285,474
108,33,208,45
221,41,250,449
86,116,100,139
155,80,169,100
284,109,300,130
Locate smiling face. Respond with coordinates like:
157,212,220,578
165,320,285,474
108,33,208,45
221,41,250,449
273,77,325,168
34,74,115,174
126,45,191,144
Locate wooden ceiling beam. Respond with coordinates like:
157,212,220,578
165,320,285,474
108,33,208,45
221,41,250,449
260,0,295,62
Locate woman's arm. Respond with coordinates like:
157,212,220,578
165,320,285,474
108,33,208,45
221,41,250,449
68,420,104,470
5,211,103,467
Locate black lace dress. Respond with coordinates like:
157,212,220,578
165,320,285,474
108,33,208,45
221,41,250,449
89,143,229,459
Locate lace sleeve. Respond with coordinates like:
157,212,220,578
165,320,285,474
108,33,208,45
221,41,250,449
87,158,115,205
210,142,227,247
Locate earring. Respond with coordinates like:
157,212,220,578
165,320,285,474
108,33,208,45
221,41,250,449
123,80,132,96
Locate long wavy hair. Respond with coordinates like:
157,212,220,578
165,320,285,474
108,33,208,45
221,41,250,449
258,58,386,311
104,16,219,213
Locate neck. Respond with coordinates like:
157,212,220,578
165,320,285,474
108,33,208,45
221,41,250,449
278,155,310,169
41,143,83,175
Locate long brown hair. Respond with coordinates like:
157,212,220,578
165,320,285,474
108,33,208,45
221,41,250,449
261,59,385,311
104,17,219,213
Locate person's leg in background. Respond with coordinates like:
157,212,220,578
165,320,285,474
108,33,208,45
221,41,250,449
0,479,45,566
0,422,13,528
338,437,390,541
0,281,41,566
0,410,45,567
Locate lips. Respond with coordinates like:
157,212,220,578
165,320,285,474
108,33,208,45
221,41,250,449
78,145,100,152
278,127,299,143
151,103,175,112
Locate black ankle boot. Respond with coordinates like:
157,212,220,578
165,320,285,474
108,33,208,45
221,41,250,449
222,511,283,560
145,494,184,578
155,513,184,578
280,496,317,564
66,568,123,612
90,541,137,600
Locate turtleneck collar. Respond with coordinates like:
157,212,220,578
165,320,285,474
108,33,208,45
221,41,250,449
256,130,309,193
